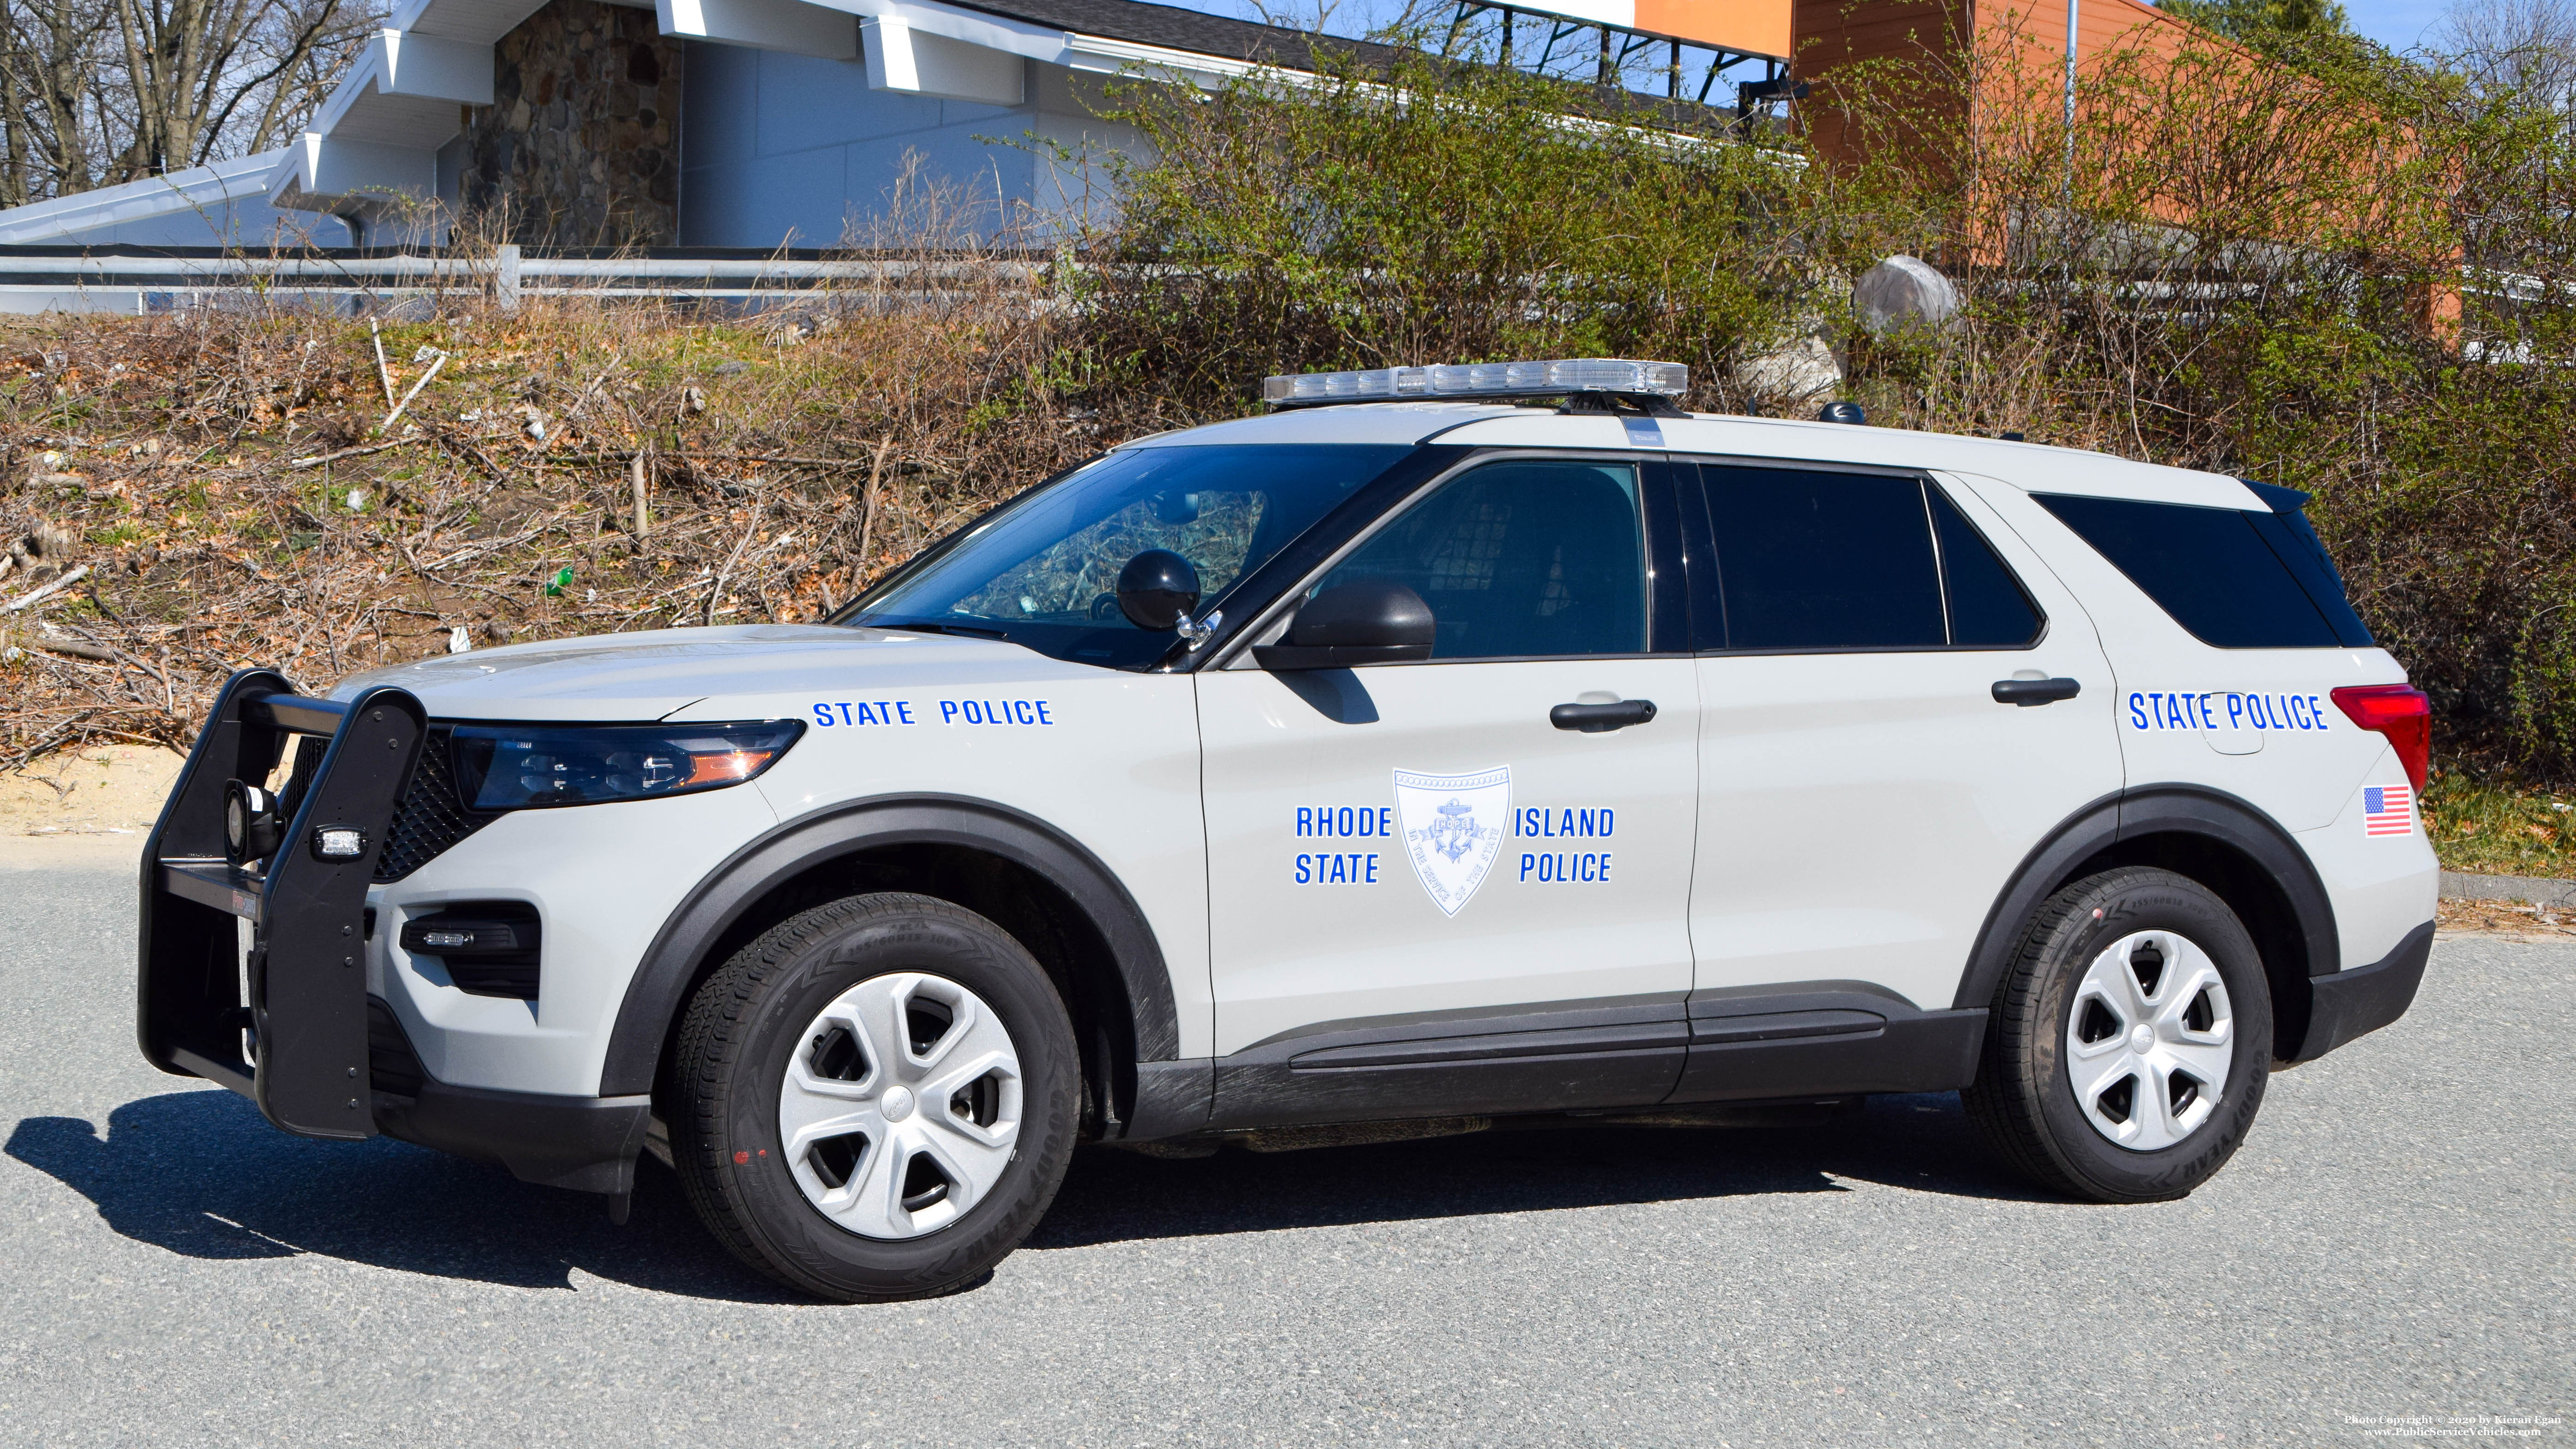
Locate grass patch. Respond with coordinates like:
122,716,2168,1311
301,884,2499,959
2424,769,2576,880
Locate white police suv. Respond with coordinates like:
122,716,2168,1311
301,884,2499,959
140,359,2436,1301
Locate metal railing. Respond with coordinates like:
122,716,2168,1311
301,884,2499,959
0,243,1047,315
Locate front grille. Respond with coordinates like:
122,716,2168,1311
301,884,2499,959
374,728,498,882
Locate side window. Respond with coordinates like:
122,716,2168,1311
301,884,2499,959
2035,494,2348,649
1314,459,1649,659
1929,485,2044,648
1702,467,1946,650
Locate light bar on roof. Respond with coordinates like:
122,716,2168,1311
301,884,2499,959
1262,359,1689,407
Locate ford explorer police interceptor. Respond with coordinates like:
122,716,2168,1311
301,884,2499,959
138,359,2435,1302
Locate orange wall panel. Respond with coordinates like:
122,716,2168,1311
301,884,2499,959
1635,0,1796,57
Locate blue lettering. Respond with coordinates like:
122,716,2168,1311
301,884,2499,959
2129,693,2149,729
1521,851,1616,883
1296,852,1379,883
939,701,959,724
2227,694,2245,727
812,703,835,727
1296,808,1313,836
2308,694,2325,729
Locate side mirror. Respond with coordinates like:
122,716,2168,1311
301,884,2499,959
1116,549,1201,631
1253,581,1435,671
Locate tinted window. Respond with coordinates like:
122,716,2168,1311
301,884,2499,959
1930,485,2044,647
1703,467,1945,650
1315,459,1648,659
2036,494,2346,649
2249,509,2374,647
840,443,1412,668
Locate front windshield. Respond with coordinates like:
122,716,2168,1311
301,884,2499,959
835,444,1416,668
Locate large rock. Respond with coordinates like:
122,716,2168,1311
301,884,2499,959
1737,332,1843,407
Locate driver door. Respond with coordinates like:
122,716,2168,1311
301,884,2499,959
1195,455,1701,1124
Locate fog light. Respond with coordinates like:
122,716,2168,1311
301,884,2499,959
312,825,367,861
223,780,284,866
421,929,474,948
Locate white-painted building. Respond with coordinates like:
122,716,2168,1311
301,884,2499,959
0,153,351,248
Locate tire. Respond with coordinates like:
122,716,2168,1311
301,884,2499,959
1963,866,2274,1203
668,893,1080,1302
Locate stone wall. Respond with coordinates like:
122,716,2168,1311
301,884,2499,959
460,0,684,247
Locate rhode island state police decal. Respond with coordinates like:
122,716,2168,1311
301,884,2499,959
1393,766,1511,917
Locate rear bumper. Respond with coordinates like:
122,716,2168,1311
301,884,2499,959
2293,919,2433,1062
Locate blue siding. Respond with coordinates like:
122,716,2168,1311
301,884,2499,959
679,41,1048,246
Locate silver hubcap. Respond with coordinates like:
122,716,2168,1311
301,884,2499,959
2065,929,2235,1152
778,972,1023,1240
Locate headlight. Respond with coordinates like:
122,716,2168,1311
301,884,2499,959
449,720,804,811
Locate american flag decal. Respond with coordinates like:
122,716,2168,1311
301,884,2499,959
2363,785,2414,836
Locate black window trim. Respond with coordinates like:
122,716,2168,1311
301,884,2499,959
1678,455,2051,657
1198,446,1693,672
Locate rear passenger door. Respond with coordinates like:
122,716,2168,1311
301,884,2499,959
1682,462,2124,1010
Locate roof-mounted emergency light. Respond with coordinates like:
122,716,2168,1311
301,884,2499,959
1263,359,1689,409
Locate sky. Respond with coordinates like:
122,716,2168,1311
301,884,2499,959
2340,0,2457,49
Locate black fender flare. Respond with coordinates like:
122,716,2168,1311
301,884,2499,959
598,793,1183,1097
1952,784,2341,1035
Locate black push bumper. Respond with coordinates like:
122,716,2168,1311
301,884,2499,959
2293,920,2434,1062
138,670,427,1139
141,670,650,1205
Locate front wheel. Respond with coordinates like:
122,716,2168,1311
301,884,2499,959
668,893,1080,1301
1963,866,2274,1203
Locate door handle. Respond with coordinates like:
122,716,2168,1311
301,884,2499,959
1550,699,1658,733
1991,677,2082,707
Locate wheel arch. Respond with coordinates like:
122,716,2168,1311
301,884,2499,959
1956,785,2338,1062
601,793,1182,1133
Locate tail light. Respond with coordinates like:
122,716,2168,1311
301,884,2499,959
2332,685,2430,790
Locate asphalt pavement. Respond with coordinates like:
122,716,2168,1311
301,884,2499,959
1,852,2566,1447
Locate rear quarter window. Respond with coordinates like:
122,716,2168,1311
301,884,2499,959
2035,494,2372,649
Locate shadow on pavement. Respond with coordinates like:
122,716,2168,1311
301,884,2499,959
5,1088,793,1301
1031,1091,2058,1250
6,1088,2056,1299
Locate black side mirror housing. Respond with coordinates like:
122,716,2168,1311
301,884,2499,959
1116,549,1201,631
1253,581,1436,671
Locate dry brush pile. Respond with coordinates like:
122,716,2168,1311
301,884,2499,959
0,283,1118,769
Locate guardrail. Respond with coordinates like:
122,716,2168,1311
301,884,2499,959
0,243,1047,315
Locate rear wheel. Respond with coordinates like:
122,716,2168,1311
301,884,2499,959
669,893,1080,1301
1963,867,2273,1202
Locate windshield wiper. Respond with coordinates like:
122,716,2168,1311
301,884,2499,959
863,618,1015,641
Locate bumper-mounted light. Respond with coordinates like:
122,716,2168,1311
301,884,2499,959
223,780,284,866
311,825,368,861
